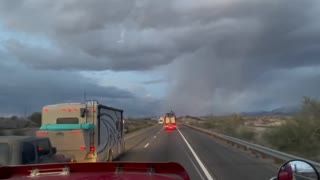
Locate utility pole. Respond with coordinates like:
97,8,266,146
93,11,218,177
24,106,27,118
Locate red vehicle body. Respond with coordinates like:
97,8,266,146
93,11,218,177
278,163,294,180
0,162,190,180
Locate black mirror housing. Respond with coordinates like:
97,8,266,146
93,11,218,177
52,147,57,155
80,108,86,118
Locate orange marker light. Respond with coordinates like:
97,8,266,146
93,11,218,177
36,131,48,136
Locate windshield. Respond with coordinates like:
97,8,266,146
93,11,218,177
0,1,319,180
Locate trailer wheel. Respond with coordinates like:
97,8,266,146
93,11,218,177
108,150,113,162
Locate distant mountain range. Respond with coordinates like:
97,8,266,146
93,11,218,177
240,105,301,116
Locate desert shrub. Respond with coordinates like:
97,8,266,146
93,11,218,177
237,126,255,141
263,97,320,160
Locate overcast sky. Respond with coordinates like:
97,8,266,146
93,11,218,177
0,0,320,117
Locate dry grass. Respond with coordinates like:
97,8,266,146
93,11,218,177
180,97,320,162
124,118,157,134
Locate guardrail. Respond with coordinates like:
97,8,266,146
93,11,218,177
184,124,320,170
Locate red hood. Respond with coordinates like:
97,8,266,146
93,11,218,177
0,162,190,180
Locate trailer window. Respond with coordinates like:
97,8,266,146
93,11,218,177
56,118,79,124
0,143,9,165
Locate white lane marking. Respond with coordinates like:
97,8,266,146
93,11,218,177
184,150,206,180
177,128,214,180
144,143,150,148
153,136,157,138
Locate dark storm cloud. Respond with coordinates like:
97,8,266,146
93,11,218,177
2,0,319,70
0,53,160,116
107,96,162,118
0,0,134,33
0,0,179,71
0,0,320,115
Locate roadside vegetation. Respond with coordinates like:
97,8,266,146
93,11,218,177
124,118,157,134
0,112,40,129
188,114,255,141
263,97,320,161
185,97,320,161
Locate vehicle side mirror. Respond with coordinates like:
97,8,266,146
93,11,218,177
80,108,87,118
52,147,57,155
278,160,320,180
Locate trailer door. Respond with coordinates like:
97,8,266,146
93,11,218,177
97,106,124,161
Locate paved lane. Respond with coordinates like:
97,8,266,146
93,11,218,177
118,124,278,180
179,125,277,180
119,125,208,180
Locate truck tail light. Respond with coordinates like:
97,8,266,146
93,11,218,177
90,147,96,152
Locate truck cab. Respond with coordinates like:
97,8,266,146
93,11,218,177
0,136,61,166
37,101,125,163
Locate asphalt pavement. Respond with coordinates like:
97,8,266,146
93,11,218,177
117,124,278,180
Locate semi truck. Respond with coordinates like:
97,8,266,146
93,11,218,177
36,100,125,162
164,111,177,130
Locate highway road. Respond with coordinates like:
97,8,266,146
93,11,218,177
118,124,278,180
1,124,279,179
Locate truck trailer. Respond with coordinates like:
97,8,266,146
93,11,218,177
37,100,124,162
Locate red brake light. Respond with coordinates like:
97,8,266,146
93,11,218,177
43,109,49,112
80,145,86,150
61,108,66,112
38,147,43,151
36,131,48,136
68,108,72,112
90,147,96,152
74,108,78,112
